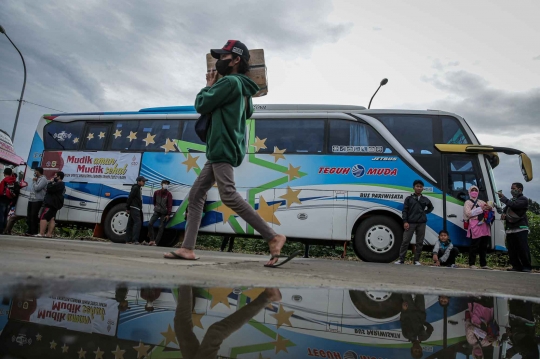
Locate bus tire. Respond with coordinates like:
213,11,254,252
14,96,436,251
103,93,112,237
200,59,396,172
157,229,181,247
348,290,402,319
104,203,129,243
353,215,402,263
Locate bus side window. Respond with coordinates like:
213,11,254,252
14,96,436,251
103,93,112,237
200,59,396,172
180,120,205,148
83,124,111,151
327,119,393,154
137,120,181,151
249,119,325,154
110,121,140,151
43,121,85,150
441,116,471,144
447,156,486,201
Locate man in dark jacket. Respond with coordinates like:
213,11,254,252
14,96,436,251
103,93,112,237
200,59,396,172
37,171,66,237
164,40,287,266
499,182,531,272
126,176,146,244
396,179,434,265
400,294,434,359
148,179,173,246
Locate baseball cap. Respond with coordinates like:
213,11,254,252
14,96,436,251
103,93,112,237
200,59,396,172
211,40,250,62
161,179,170,185
136,176,147,182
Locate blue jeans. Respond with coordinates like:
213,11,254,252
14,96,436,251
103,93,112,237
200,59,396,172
0,200,10,233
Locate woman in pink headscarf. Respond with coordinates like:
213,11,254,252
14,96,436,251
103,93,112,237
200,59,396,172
463,185,494,269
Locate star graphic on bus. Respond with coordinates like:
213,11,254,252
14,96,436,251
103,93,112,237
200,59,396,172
113,129,122,139
127,131,137,142
98,132,106,139
182,153,200,172
251,136,267,152
284,164,301,181
86,133,94,141
161,138,176,153
270,146,286,163
279,187,302,208
256,196,281,225
143,132,156,146
73,137,79,144
216,203,236,224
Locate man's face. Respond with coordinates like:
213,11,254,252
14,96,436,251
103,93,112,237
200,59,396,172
220,53,240,66
138,180,146,186
511,184,521,193
414,184,424,194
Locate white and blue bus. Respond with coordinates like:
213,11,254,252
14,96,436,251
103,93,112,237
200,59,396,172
16,104,533,262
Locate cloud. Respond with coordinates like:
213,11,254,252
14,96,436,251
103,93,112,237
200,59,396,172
431,59,460,71
421,70,540,136
534,55,540,60
372,26,382,31
0,0,352,155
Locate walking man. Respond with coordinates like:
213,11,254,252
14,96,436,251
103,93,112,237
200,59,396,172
164,40,288,266
396,180,434,265
148,179,172,246
37,171,65,237
499,182,531,272
26,167,47,236
126,176,146,244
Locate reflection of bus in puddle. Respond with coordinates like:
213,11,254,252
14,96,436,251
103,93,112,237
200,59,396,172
0,287,537,358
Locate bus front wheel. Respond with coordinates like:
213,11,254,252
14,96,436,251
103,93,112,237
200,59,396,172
353,215,402,263
104,203,129,243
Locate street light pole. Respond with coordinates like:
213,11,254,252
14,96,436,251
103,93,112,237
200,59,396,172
0,25,27,142
368,78,388,109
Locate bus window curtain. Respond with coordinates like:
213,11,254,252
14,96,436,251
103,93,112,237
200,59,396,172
350,123,368,146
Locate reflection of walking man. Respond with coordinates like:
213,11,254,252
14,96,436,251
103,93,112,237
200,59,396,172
174,286,281,359
148,180,172,246
400,294,434,359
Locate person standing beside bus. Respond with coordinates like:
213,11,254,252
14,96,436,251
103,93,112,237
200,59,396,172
499,182,531,272
396,180,434,265
126,176,146,244
463,185,494,269
0,168,19,234
164,40,289,267
37,171,65,237
148,179,172,246
25,167,47,236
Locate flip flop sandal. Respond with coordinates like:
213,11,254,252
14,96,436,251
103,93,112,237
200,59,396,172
164,251,200,261
149,242,157,246
264,250,302,268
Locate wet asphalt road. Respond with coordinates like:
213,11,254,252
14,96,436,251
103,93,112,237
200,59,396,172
0,235,538,300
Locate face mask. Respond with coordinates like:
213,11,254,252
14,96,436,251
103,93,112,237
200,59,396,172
215,59,232,76
511,189,520,197
54,177,58,182
469,191,478,199
162,185,169,190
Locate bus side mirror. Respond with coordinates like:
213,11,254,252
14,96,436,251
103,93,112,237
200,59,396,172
519,153,533,182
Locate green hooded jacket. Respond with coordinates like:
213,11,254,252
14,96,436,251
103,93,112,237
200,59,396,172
195,74,259,167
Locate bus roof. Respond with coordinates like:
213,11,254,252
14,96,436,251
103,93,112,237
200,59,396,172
45,104,456,118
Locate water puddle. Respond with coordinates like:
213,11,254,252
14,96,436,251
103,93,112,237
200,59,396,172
0,284,538,358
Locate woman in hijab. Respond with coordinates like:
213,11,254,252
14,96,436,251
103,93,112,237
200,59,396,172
463,185,494,269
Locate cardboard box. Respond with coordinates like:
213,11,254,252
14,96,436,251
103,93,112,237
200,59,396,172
206,49,268,97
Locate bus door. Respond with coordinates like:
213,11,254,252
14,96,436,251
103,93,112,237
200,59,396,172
437,144,533,250
441,154,487,247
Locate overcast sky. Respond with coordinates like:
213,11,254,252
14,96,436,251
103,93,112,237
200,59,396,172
1,0,539,198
